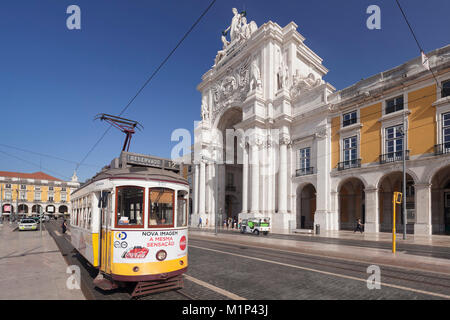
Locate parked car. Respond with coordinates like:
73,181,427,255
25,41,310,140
18,219,38,231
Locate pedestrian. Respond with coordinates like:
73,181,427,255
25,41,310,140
238,218,242,229
198,216,202,228
354,218,364,234
62,219,67,234
206,218,209,227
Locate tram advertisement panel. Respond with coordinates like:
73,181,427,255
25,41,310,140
112,229,187,263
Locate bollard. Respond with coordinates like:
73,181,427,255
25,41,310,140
315,224,320,235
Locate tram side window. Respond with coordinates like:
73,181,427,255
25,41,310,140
177,192,188,227
149,188,174,227
116,186,144,227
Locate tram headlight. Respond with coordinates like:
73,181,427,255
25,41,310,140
156,250,167,261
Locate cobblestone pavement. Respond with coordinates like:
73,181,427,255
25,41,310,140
191,227,450,260
188,237,450,300
45,221,450,300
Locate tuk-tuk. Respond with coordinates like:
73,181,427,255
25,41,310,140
240,217,270,235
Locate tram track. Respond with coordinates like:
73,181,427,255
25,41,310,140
188,237,450,299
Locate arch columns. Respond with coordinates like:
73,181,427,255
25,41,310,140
199,161,206,215
278,136,289,214
250,140,260,213
414,183,432,235
364,187,379,233
241,142,249,214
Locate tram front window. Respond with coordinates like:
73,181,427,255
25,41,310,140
116,186,144,227
149,188,174,227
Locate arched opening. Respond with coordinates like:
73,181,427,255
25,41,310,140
46,205,56,215
378,172,415,233
216,107,243,220
1,203,14,214
431,165,450,234
296,184,316,229
225,194,241,220
338,178,365,230
32,205,43,215
59,205,68,214
18,204,28,214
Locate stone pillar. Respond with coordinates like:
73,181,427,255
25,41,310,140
250,142,260,213
199,162,206,215
193,164,199,214
242,143,248,213
266,138,274,214
364,187,379,233
414,183,432,235
278,137,289,213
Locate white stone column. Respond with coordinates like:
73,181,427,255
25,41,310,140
250,142,260,213
242,143,248,213
199,162,206,215
364,187,379,233
414,183,432,235
193,164,199,214
267,138,274,214
278,137,289,213
209,163,215,217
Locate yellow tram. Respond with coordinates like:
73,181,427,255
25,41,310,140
70,153,189,296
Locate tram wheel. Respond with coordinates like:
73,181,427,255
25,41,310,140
253,229,259,236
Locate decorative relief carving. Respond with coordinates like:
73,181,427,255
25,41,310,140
279,136,291,146
211,55,261,123
290,71,322,100
201,95,209,122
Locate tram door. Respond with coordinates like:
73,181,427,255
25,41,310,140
100,191,112,273
445,192,450,234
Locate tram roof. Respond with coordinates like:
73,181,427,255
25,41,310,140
75,166,188,192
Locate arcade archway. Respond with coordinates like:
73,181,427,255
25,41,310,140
296,184,316,229
338,178,365,230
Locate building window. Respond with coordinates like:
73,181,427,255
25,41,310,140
342,111,357,127
35,191,41,201
442,80,450,98
35,186,41,191
5,190,12,200
443,112,450,145
298,147,310,170
19,191,26,200
385,96,404,114
61,187,66,192
20,184,26,190
61,193,67,202
48,194,54,202
343,136,357,162
385,125,404,156
49,186,54,191
5,184,11,189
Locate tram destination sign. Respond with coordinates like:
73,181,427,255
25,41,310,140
122,152,180,171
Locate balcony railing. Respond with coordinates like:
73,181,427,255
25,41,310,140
296,167,314,176
337,159,361,171
379,150,409,164
434,143,450,155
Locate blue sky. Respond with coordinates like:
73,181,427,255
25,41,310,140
0,0,449,182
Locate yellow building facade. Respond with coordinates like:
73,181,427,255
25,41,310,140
328,45,450,235
0,171,80,218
